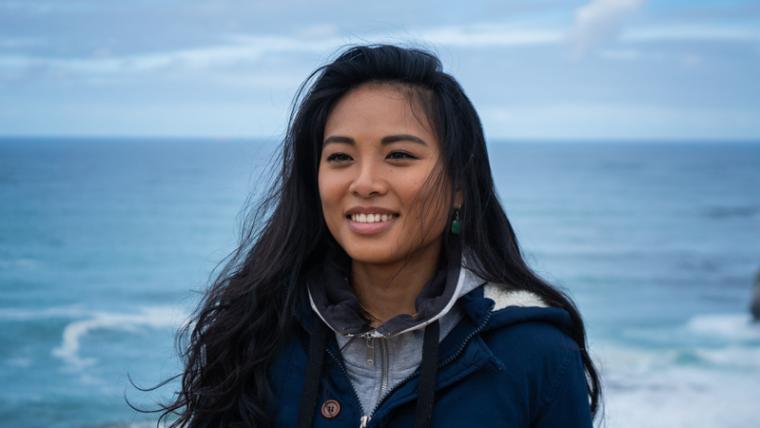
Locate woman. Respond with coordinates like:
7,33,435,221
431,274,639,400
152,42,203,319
159,44,602,427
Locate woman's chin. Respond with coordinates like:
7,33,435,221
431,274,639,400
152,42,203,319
343,245,402,266
338,229,444,266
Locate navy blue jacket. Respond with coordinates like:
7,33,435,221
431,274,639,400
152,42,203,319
268,283,594,427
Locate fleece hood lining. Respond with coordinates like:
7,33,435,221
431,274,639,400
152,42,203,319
483,284,548,310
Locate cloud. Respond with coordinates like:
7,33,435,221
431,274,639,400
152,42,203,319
480,103,760,140
0,34,339,80
1,16,754,87
0,22,564,81
570,0,646,55
622,25,760,43
597,24,760,63
412,23,562,47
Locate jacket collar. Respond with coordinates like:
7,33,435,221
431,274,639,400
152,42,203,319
294,265,569,335
305,240,487,338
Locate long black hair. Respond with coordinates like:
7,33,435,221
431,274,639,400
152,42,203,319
155,43,603,427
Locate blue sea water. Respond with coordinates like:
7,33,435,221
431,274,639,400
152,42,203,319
1,138,759,427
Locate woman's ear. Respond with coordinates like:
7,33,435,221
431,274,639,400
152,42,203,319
455,186,463,208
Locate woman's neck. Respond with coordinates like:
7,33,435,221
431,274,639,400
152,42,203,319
350,240,442,326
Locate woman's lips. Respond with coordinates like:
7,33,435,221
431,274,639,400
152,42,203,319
346,215,398,235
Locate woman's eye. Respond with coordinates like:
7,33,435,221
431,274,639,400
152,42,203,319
387,151,417,160
326,153,352,162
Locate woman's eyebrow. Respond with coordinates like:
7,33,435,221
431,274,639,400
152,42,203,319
323,134,428,146
381,134,428,146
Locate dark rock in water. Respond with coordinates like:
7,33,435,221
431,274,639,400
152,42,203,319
752,270,760,322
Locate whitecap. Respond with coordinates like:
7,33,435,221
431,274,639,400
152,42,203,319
0,305,88,321
686,313,760,342
693,345,760,370
600,364,759,428
52,306,188,368
592,343,760,428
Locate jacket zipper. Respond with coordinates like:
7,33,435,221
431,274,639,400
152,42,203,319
379,338,389,399
359,335,389,427
359,415,370,428
366,335,375,367
356,308,494,427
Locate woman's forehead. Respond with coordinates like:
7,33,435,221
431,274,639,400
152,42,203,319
323,83,436,144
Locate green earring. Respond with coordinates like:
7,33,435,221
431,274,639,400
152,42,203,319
450,207,461,235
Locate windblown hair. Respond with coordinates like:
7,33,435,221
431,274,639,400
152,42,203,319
152,43,603,427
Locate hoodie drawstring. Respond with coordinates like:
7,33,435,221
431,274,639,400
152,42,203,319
297,319,440,428
413,320,440,428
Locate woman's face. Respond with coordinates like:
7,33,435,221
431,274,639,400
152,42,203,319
318,83,455,265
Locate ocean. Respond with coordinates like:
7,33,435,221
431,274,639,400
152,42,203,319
1,138,759,427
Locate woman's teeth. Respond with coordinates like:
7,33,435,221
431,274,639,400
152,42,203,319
350,213,397,223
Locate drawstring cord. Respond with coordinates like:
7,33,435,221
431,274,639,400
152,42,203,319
413,320,440,428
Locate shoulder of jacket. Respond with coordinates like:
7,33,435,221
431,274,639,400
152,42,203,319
478,282,578,359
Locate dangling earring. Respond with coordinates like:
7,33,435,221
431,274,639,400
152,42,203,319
450,207,461,235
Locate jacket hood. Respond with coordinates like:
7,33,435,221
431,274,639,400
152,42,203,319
306,240,574,339
307,241,486,338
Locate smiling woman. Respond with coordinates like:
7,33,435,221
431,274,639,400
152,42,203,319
318,83,460,321
152,44,602,427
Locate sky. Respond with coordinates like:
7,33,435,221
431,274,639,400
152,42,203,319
0,0,758,140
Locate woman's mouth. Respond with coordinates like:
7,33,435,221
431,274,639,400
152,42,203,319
346,213,399,235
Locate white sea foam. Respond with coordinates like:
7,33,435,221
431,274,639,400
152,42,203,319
592,342,760,428
592,343,681,373
686,313,760,341
600,364,758,428
52,306,188,368
0,305,88,320
693,345,760,370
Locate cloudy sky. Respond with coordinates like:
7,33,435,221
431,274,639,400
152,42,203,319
0,0,758,140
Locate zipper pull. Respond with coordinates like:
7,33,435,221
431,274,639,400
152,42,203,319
359,415,371,428
366,335,375,367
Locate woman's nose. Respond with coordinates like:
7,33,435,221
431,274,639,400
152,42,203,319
348,162,387,198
